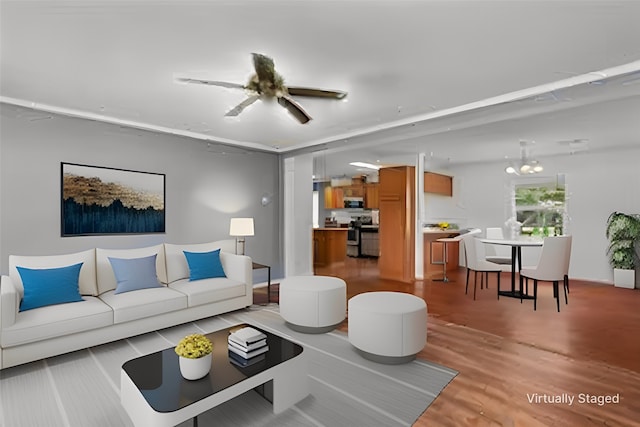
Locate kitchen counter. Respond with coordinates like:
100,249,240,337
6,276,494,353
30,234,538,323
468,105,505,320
315,227,348,230
422,227,460,235
313,228,348,268
360,225,379,230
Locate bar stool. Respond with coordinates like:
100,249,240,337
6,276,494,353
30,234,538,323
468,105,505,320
431,237,458,282
432,229,481,282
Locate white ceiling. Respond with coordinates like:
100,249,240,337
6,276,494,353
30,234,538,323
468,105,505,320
2,0,640,177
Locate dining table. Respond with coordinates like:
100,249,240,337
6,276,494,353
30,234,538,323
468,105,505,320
478,237,543,299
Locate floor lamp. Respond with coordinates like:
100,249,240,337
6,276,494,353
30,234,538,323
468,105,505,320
229,218,254,255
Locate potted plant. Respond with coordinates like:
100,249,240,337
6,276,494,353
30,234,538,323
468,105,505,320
606,212,640,289
175,333,213,380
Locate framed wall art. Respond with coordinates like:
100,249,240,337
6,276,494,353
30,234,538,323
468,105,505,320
61,162,165,236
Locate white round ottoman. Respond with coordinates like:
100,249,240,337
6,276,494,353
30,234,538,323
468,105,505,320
279,275,347,333
348,292,427,364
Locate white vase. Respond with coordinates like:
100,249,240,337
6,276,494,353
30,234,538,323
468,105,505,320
179,353,212,380
613,268,635,289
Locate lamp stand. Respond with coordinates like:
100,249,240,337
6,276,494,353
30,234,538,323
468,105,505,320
235,237,246,255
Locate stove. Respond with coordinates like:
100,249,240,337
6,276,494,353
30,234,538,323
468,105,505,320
347,220,361,257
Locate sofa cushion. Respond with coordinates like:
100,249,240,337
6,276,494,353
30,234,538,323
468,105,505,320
99,287,187,324
168,277,245,307
108,255,162,294
184,249,226,281
9,249,98,296
164,240,235,284
17,263,84,312
0,296,113,348
96,245,167,294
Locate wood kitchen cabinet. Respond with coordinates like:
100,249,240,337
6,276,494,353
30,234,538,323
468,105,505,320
323,186,344,209
324,181,378,209
313,228,348,268
424,172,453,196
364,183,379,209
379,166,415,283
343,185,364,198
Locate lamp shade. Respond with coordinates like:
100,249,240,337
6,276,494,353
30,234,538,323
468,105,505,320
229,218,254,237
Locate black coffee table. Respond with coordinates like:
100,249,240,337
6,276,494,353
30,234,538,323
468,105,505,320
120,323,307,427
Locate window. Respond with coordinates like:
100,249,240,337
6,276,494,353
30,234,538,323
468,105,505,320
511,174,567,237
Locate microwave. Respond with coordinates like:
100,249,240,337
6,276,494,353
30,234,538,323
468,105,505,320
344,197,364,208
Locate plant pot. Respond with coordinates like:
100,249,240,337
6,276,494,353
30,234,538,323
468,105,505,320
613,268,635,289
179,353,212,380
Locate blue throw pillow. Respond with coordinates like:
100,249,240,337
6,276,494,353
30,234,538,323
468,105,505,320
183,249,226,281
108,254,162,295
17,263,84,312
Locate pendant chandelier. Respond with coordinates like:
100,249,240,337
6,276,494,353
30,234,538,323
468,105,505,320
505,140,543,175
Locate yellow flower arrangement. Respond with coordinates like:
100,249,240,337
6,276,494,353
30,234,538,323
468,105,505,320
175,334,213,359
438,222,450,230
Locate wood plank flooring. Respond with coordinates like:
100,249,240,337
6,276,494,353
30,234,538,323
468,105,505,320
280,257,640,427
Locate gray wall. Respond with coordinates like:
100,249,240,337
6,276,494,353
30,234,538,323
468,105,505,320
0,104,282,281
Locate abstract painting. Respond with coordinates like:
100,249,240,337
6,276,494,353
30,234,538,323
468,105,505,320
61,163,165,236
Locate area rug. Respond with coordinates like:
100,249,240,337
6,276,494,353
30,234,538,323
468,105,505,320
0,305,457,427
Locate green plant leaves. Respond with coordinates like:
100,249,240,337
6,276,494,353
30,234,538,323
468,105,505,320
606,212,640,269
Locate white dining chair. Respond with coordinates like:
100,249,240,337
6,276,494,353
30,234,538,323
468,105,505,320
519,235,572,312
484,227,512,269
462,235,502,300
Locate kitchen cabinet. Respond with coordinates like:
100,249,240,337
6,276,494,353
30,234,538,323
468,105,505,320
364,183,379,209
379,166,415,283
324,181,378,209
313,228,348,267
343,185,364,198
324,186,344,209
424,172,453,196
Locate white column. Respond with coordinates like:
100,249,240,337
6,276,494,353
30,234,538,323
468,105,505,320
283,154,314,277
415,152,426,279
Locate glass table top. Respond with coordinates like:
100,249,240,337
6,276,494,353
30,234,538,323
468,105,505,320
122,323,304,413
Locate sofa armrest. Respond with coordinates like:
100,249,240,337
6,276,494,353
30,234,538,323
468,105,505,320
1,275,19,328
219,253,252,289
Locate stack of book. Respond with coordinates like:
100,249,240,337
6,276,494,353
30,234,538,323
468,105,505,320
228,327,268,366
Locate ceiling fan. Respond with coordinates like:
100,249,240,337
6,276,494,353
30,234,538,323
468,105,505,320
176,53,347,124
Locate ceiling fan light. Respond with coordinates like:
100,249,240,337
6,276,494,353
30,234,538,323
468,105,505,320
505,166,517,174
533,164,544,172
520,164,531,173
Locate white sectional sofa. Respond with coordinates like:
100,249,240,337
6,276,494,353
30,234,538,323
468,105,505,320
0,240,252,370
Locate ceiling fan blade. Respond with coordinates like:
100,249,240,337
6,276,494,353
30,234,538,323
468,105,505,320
176,77,245,90
287,87,347,99
278,95,312,124
225,95,260,117
252,53,277,84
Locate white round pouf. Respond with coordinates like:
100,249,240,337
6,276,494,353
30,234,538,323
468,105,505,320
348,291,427,364
279,275,347,333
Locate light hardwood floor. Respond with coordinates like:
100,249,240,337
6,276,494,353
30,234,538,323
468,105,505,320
259,257,640,426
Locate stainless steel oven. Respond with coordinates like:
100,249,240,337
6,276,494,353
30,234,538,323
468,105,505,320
347,226,360,257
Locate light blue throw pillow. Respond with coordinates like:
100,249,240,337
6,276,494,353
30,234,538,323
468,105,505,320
183,249,226,281
17,263,84,312
108,254,162,295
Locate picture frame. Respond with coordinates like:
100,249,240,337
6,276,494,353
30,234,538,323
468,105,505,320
61,162,165,236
